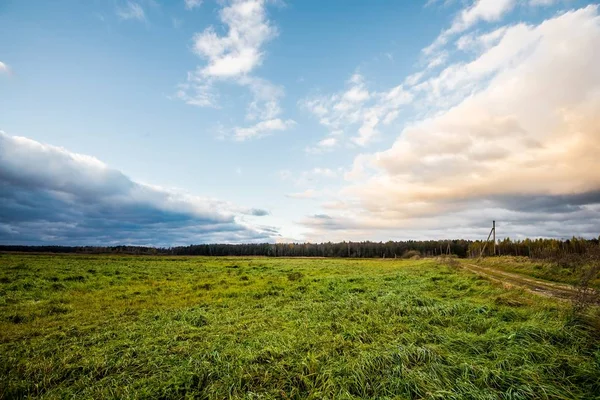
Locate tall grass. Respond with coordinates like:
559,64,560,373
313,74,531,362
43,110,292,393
477,255,600,290
1,254,599,399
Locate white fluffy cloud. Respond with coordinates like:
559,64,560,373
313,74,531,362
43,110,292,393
233,118,295,141
178,0,294,140
192,0,276,79
301,74,370,137
450,0,516,33
303,5,600,241
424,0,516,56
178,0,277,107
301,74,413,148
305,137,338,154
0,132,275,245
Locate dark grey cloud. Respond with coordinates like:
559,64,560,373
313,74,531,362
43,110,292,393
301,194,600,242
492,191,600,214
247,208,270,217
0,132,276,246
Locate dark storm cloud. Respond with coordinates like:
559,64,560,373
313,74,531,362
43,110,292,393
0,132,276,246
492,191,600,214
300,193,600,242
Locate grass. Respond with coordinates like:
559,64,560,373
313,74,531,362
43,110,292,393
475,256,600,290
1,254,599,399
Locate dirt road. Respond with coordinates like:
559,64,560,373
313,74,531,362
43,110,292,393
461,262,592,302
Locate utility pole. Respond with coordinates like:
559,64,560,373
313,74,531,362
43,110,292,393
478,221,497,260
493,220,496,256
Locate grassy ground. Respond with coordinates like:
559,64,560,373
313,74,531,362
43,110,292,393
1,254,599,399
474,256,600,290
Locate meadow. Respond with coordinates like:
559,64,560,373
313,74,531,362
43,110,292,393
1,254,599,399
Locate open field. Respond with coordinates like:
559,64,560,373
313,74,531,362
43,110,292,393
1,254,599,399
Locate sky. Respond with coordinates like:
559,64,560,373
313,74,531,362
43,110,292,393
1,0,599,246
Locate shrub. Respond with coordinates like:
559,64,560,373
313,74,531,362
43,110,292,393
573,262,600,312
402,250,421,259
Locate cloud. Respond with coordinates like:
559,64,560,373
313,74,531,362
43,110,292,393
306,168,338,179
192,0,276,79
301,202,600,242
424,0,566,68
233,118,295,141
301,74,413,147
301,74,370,133
0,61,10,75
530,0,558,5
184,0,202,10
425,0,459,8
423,0,516,57
450,0,516,33
178,0,293,140
116,2,146,21
426,51,449,69
318,137,337,147
248,208,270,216
0,132,275,246
455,26,508,52
175,72,218,107
303,5,600,241
238,75,284,121
179,0,277,107
305,137,338,154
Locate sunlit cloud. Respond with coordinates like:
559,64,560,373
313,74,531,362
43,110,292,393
302,5,600,241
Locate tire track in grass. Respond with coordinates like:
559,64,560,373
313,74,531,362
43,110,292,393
461,263,597,302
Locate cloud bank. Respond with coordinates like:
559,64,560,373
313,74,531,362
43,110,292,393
302,5,600,242
0,132,275,246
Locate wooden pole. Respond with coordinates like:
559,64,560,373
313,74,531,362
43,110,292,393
478,226,495,259
493,220,496,256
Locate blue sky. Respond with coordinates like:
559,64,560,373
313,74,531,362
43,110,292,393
1,0,600,245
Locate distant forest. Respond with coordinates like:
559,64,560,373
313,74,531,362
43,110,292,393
2,237,599,258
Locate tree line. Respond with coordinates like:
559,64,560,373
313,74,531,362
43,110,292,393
0,241,470,257
467,236,600,258
1,237,598,258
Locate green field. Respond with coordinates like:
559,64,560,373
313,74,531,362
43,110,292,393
1,254,599,399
